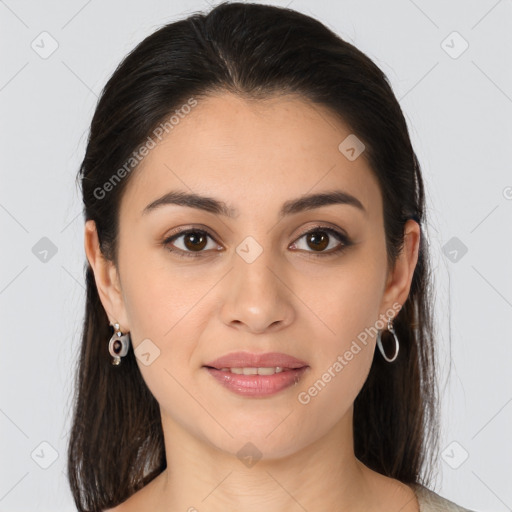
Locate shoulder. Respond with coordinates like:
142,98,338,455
410,483,477,512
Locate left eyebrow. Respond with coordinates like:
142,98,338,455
142,189,367,218
279,190,367,219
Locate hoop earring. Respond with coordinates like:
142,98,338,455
108,322,130,366
376,317,400,363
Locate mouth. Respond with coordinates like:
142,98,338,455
203,351,308,370
202,352,309,398
205,366,294,375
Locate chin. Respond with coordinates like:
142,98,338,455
194,412,314,463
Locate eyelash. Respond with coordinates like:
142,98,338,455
162,225,352,259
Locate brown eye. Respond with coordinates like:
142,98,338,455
163,229,220,258
305,231,329,251
290,227,351,256
182,231,208,251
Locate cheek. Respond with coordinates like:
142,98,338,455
294,277,380,427
119,266,204,429
292,252,384,399
293,255,385,348
120,241,207,339
118,247,215,391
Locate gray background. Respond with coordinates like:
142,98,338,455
1,0,511,510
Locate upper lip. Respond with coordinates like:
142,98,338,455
204,351,308,370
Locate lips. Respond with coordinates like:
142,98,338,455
203,351,310,398
204,351,308,370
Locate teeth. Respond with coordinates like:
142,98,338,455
219,367,285,375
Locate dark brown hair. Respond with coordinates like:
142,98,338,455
67,2,439,510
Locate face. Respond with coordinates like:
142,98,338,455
88,92,418,460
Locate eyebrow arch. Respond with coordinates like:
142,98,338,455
142,189,367,218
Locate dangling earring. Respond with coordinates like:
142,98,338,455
108,322,130,366
376,317,400,363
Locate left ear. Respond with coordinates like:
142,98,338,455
379,219,421,317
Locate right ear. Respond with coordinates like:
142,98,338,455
84,220,130,330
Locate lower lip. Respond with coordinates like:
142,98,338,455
204,367,309,397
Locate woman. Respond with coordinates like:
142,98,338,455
67,2,476,511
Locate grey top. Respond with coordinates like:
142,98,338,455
411,483,476,512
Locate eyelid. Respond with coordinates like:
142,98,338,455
163,224,219,242
293,222,349,240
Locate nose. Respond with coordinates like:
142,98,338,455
219,245,295,334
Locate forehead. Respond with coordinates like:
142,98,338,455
120,92,382,221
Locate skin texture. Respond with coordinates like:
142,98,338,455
85,92,421,512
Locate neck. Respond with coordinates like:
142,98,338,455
150,407,384,512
